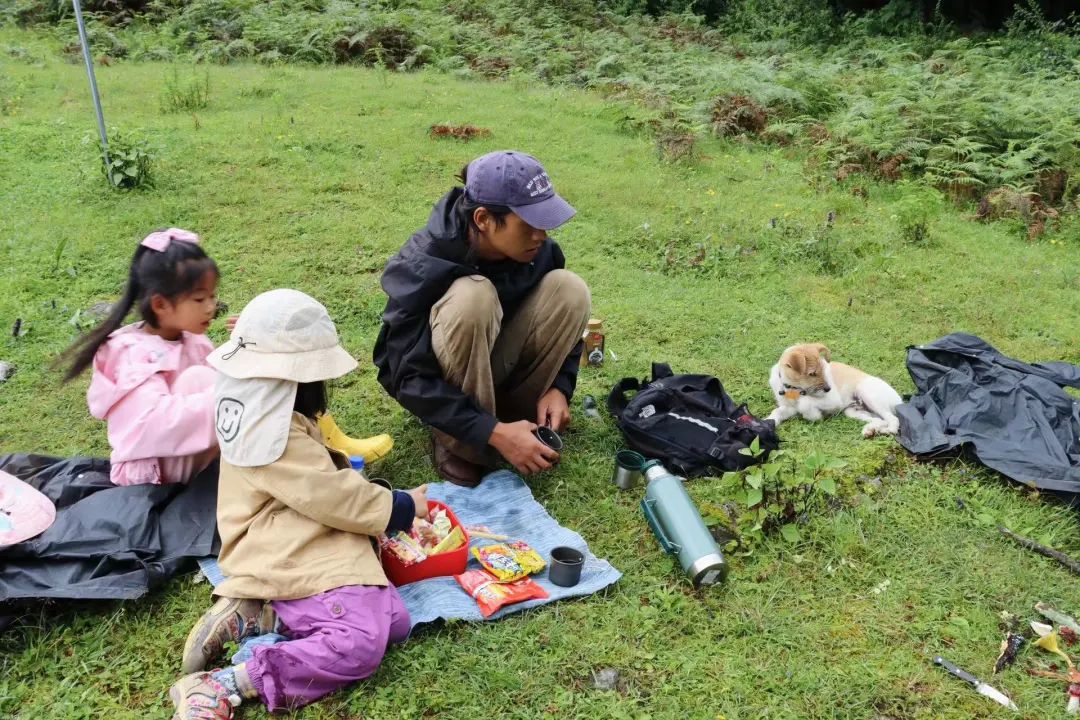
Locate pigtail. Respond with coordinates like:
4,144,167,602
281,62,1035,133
58,247,148,382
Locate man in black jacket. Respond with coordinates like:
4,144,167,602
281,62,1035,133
374,151,591,486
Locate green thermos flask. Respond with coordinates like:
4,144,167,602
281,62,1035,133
640,460,728,587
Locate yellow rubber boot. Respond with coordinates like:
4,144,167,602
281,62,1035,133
317,413,394,463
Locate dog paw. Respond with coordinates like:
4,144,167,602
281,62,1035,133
863,422,896,438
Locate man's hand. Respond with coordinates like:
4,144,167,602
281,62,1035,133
489,420,559,475
536,388,570,433
408,485,429,517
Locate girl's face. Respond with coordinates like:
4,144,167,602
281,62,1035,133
151,271,219,339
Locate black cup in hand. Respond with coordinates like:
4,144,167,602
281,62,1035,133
533,426,564,452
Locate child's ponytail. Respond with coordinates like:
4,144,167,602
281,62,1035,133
58,232,218,382
60,247,149,382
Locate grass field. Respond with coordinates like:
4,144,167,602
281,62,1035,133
2,27,1080,719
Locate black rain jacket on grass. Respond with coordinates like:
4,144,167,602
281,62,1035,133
373,187,582,446
897,333,1080,501
0,454,218,609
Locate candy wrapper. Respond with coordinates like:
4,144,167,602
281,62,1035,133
380,505,467,566
455,569,549,618
431,508,452,537
412,518,442,548
472,540,546,581
379,532,426,566
431,526,465,554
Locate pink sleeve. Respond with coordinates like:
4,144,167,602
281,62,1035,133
105,372,217,461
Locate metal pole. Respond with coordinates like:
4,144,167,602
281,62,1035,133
72,0,112,181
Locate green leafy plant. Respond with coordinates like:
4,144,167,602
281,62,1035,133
12,0,1080,227
101,130,154,189
763,218,855,276
159,69,209,113
651,107,703,163
718,439,847,553
892,181,944,244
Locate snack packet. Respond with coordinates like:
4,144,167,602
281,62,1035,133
455,569,549,618
431,525,465,554
472,540,546,581
379,532,427,566
430,508,452,538
411,518,442,548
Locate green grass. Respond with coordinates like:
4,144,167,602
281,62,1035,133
3,27,1080,719
12,0,1080,206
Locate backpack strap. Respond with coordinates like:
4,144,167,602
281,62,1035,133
651,362,674,382
606,377,641,419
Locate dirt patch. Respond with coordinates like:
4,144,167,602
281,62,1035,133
877,154,906,182
1035,168,1069,205
469,55,512,78
334,26,419,66
975,186,1059,239
710,94,768,137
806,122,831,143
836,162,866,182
429,123,493,141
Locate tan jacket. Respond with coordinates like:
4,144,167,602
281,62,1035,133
216,412,392,600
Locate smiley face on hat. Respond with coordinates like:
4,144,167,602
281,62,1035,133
216,397,245,443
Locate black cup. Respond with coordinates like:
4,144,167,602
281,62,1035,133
549,546,584,587
533,426,564,452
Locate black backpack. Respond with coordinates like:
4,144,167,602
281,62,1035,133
607,363,780,478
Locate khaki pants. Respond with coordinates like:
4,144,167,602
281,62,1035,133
430,269,591,463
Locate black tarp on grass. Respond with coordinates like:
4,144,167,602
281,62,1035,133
897,333,1080,500
0,454,217,607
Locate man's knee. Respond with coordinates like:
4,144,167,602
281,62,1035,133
538,269,591,318
431,275,502,335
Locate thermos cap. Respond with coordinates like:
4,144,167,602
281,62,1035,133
690,553,728,587
643,461,670,482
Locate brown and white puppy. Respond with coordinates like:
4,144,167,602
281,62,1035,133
766,343,902,437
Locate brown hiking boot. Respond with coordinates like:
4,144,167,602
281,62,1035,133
169,672,239,720
181,597,278,674
431,436,488,487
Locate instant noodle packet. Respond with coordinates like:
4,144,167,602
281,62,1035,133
472,540,546,581
455,569,549,618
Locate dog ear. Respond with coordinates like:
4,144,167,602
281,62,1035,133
784,350,806,375
810,343,831,362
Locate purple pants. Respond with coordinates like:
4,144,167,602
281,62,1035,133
246,584,410,712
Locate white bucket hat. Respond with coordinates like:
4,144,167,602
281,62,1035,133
208,288,357,381
208,289,358,467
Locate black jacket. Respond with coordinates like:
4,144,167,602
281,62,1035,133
897,333,1080,499
374,188,582,446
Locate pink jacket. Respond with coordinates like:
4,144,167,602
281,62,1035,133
86,324,216,486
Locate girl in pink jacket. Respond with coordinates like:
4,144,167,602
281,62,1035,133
61,228,220,486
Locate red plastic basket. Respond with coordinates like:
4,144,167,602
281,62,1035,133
381,500,470,586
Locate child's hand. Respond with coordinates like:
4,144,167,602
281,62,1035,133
225,315,239,332
408,485,429,517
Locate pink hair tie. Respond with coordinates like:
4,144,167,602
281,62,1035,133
140,228,200,252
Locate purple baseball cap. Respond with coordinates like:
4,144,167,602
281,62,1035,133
465,150,576,231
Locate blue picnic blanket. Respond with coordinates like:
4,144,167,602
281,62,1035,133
197,470,621,628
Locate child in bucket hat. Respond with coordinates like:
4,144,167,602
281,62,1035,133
171,289,427,719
